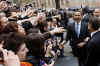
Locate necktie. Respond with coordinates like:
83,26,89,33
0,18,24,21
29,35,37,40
76,23,80,37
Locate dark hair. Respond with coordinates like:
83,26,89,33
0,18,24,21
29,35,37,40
0,21,4,34
36,20,48,33
22,21,33,32
26,33,45,57
0,33,8,43
88,16,100,30
82,6,89,14
0,0,6,1
3,32,26,54
74,10,83,15
26,28,39,34
3,22,18,33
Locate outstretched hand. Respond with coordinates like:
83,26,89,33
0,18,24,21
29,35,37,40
50,27,66,35
0,48,20,66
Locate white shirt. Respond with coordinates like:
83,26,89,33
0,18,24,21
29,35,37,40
17,20,22,25
75,21,81,37
91,31,98,37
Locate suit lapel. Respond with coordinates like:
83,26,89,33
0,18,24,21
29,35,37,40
73,22,75,32
72,22,78,38
79,22,84,38
91,31,100,38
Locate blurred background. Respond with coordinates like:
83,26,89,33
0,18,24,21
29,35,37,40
8,0,100,9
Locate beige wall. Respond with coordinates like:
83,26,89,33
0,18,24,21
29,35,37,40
66,0,100,8
38,0,100,8
10,0,100,8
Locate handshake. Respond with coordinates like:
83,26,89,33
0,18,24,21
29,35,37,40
50,27,66,35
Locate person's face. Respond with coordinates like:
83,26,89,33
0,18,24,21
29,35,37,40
74,12,82,21
18,25,26,35
11,12,18,17
48,22,52,27
17,43,29,61
1,17,9,27
11,23,18,32
93,9,100,17
0,12,6,17
0,1,8,11
52,19,57,25
38,13,46,21
58,15,62,20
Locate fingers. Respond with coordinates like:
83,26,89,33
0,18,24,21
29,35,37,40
2,49,20,66
50,27,66,35
1,48,16,61
59,27,64,29
77,42,85,48
48,44,52,50
8,51,15,57
2,49,8,61
57,27,66,33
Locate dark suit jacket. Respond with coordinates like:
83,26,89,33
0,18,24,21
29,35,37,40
66,21,89,57
85,31,100,66
66,21,89,46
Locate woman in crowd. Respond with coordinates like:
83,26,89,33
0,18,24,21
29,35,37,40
2,32,32,66
3,21,26,35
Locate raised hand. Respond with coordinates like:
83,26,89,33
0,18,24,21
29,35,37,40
1,49,20,66
50,27,66,35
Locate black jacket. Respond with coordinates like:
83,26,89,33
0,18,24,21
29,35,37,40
85,31,100,66
66,21,89,58
66,21,89,47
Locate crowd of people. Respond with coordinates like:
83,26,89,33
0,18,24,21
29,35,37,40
0,0,66,66
0,0,100,66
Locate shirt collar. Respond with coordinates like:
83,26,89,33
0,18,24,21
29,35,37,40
75,21,81,25
91,31,98,37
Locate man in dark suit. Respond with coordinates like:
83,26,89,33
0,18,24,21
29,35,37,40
83,16,100,66
66,11,89,66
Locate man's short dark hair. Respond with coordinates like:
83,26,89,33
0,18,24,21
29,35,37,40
74,10,83,15
88,16,100,30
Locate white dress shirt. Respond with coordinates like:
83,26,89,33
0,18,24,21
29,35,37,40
75,21,81,37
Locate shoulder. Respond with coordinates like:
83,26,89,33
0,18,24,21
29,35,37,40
81,21,88,25
67,22,75,28
93,31,100,37
89,31,100,44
